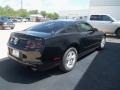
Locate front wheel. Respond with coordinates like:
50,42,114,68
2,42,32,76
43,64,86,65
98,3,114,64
59,47,78,72
98,36,106,50
116,29,120,38
11,27,14,29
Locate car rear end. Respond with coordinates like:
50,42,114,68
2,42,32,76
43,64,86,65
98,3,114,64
7,31,47,68
0,17,15,29
3,21,15,29
8,21,69,70
0,21,4,29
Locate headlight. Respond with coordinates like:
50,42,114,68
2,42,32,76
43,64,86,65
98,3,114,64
10,37,14,42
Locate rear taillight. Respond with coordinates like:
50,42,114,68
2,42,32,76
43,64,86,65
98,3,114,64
25,39,44,49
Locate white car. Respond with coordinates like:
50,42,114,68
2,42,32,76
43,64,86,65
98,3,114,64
88,15,120,38
22,19,28,22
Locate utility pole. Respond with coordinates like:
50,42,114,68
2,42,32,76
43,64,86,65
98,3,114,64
21,0,23,9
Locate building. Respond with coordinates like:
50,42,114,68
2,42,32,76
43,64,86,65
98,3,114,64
29,14,44,22
59,0,120,20
58,10,89,20
90,0,120,20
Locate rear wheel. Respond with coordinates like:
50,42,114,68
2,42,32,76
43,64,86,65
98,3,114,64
116,29,120,38
59,47,78,72
27,66,38,71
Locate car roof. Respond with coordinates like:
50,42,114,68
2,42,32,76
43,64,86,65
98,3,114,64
48,19,86,23
56,19,76,22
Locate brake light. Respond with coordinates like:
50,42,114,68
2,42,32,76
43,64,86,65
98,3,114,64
25,39,43,49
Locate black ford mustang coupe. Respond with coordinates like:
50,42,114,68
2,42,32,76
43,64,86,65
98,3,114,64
7,20,106,72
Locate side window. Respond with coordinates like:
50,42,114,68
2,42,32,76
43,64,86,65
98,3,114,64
90,15,101,21
62,24,78,33
101,15,113,21
90,15,113,21
77,23,93,32
54,22,64,32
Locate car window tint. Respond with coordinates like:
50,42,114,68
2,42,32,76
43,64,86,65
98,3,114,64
101,15,113,21
26,21,70,33
65,24,78,33
54,22,66,32
78,23,92,32
30,22,54,33
90,15,101,21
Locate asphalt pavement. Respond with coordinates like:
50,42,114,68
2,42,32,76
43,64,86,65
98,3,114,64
0,41,120,90
0,22,120,90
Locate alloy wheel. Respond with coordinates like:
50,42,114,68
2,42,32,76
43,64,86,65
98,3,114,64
60,47,78,72
100,37,106,49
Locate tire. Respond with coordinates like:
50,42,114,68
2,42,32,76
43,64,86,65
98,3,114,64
98,36,106,50
0,26,4,30
59,47,78,72
27,66,38,71
11,27,14,29
116,29,120,38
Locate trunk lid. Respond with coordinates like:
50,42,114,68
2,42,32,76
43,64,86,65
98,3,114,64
14,31,51,39
8,31,50,50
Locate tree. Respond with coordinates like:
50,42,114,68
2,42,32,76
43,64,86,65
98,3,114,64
46,13,53,19
0,5,29,17
46,12,59,20
40,11,47,18
29,10,39,14
0,5,60,19
52,12,59,20
17,9,29,17
0,5,16,16
0,6,4,16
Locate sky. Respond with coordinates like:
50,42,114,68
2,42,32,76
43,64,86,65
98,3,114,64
0,0,90,12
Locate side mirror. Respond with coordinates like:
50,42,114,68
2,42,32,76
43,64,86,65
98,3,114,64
106,19,114,23
93,28,98,32
110,20,114,22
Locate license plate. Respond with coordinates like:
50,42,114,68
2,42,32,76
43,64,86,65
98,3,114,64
12,49,19,58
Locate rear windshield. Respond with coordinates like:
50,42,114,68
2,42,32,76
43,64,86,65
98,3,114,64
26,21,72,33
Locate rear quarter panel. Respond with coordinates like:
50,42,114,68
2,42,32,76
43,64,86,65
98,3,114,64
42,33,81,61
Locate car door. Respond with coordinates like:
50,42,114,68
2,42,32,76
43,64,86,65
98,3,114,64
76,22,99,50
56,23,89,52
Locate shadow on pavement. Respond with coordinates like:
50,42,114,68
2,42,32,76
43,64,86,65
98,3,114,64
74,42,120,90
0,57,63,84
0,42,120,89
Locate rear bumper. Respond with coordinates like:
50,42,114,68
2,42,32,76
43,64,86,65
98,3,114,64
8,47,43,66
3,24,15,28
8,47,59,70
8,55,42,66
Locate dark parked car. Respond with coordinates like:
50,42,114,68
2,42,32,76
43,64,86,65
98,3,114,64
7,20,106,72
0,16,15,30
